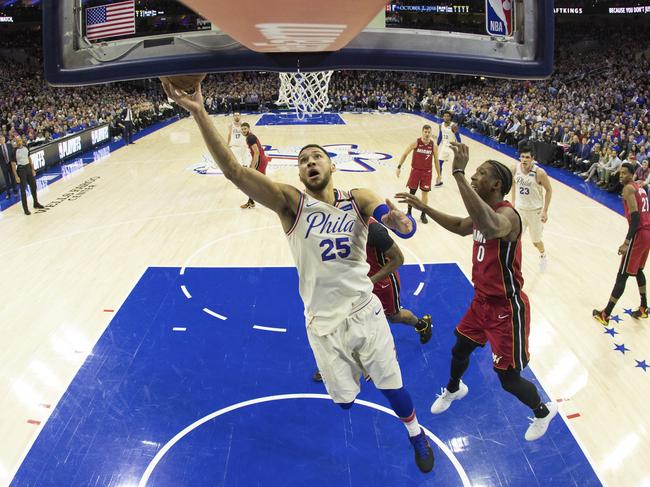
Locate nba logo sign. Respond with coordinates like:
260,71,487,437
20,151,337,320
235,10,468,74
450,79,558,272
485,0,513,36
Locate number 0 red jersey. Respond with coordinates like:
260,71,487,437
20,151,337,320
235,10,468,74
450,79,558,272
472,201,525,299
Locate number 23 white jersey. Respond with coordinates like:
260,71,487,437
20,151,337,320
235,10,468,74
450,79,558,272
286,189,373,336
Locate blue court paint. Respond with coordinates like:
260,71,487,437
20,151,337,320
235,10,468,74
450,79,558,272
256,113,346,126
11,264,600,487
417,112,624,216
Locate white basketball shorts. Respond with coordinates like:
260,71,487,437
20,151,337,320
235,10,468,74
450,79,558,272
306,294,403,403
519,208,544,243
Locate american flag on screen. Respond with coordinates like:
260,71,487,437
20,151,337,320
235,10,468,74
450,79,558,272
85,0,135,41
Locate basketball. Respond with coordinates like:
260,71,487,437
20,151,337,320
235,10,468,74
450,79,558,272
160,74,206,93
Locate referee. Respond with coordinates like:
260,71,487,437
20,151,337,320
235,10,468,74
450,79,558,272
12,137,44,215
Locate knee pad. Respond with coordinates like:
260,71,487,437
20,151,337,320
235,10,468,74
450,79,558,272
495,367,520,392
612,273,628,298
637,269,646,287
451,333,478,361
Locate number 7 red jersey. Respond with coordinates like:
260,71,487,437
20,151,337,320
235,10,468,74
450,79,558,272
471,201,525,299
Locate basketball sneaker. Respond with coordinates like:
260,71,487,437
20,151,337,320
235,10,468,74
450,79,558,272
415,315,433,344
592,309,610,326
539,253,548,271
408,428,435,473
421,213,428,224
434,181,443,188
430,381,468,414
631,306,648,319
525,402,558,441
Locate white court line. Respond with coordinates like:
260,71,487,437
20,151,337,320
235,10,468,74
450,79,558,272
414,282,425,296
253,325,287,333
397,242,425,273
179,224,280,276
180,285,191,299
172,327,187,332
202,308,227,321
137,394,471,487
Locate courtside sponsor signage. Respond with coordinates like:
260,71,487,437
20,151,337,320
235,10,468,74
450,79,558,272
28,123,110,173
485,0,513,37
91,125,110,145
31,150,46,170
58,136,82,159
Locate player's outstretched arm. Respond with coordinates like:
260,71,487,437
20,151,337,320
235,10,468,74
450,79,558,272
352,188,415,238
395,192,472,236
396,141,417,178
450,142,513,240
161,78,299,222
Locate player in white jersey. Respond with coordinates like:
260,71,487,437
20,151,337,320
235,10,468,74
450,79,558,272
510,144,553,270
161,76,435,473
226,112,249,165
436,111,461,187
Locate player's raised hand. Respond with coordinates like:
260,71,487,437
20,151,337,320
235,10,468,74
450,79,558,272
395,192,425,211
450,142,470,173
381,198,412,234
160,77,205,114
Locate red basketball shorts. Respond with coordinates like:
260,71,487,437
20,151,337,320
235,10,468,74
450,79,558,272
456,292,531,371
407,168,432,191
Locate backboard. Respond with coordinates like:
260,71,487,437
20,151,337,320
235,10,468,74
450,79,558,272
42,0,554,86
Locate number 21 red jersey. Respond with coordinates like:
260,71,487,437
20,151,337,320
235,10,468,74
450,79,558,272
624,182,650,231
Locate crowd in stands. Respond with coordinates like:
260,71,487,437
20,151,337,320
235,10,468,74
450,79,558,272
433,28,650,194
0,33,178,149
1,15,650,200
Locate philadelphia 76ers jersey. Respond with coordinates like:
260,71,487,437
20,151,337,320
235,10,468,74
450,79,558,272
286,189,373,336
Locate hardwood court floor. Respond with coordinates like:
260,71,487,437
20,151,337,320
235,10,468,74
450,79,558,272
0,113,647,486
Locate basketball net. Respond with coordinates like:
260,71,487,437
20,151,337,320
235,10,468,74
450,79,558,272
277,70,333,120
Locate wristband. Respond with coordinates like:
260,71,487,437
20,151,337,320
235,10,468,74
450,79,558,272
372,203,389,222
452,169,465,175
392,214,417,239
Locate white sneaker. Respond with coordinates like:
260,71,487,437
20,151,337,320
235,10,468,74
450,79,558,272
525,402,558,441
539,253,548,271
430,381,469,414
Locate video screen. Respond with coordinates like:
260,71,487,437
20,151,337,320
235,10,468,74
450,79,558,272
385,0,487,35
83,0,210,42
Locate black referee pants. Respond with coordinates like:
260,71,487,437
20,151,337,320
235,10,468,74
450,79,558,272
17,164,39,213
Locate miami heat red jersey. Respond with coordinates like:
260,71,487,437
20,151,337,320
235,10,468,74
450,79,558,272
366,218,393,289
472,201,525,299
624,182,650,231
411,138,434,170
246,133,269,169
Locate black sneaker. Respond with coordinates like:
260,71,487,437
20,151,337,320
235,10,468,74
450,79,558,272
409,428,434,473
312,370,323,382
592,309,610,326
34,203,45,209
420,213,428,224
416,315,432,344
631,306,648,319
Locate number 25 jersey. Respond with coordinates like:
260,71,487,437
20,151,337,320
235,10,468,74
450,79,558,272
286,189,373,335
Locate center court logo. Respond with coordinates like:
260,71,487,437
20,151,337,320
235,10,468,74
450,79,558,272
188,143,392,175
